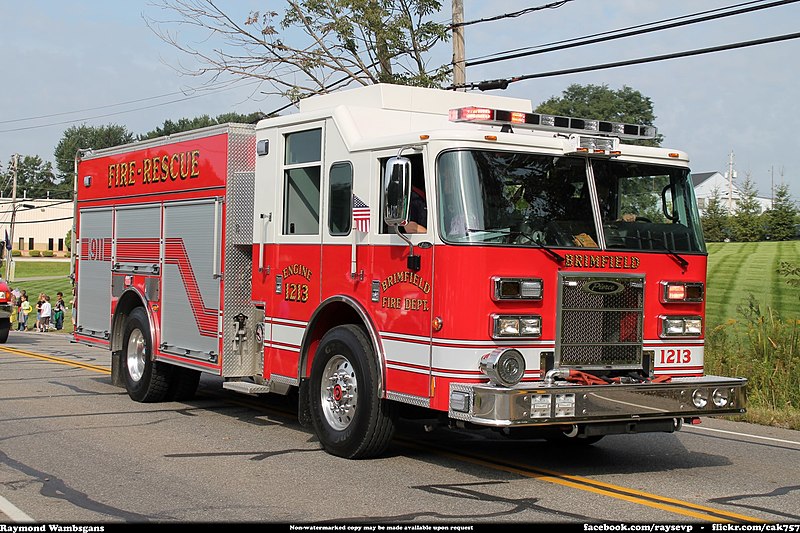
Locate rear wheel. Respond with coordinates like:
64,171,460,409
0,317,10,343
122,307,173,402
309,325,395,458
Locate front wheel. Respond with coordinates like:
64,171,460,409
309,325,396,459
122,307,173,402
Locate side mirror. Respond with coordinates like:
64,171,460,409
383,156,412,226
661,184,677,221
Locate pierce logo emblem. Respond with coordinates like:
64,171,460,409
584,280,624,295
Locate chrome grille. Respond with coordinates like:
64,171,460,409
557,274,644,369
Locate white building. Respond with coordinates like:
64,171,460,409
692,171,772,215
0,198,73,256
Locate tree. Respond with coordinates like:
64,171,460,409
0,155,60,199
535,84,664,146
764,183,798,241
139,111,267,140
729,173,764,242
54,124,134,188
144,0,450,101
701,187,731,242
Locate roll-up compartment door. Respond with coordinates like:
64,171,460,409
161,199,222,362
115,205,161,274
76,208,113,339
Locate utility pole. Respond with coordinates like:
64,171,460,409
452,0,466,90
770,165,774,209
5,154,18,281
726,150,736,213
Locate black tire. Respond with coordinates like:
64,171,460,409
0,318,10,343
309,325,396,459
166,367,201,401
122,307,173,402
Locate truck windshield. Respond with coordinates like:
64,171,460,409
593,160,706,253
436,149,706,253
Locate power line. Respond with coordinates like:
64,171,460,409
0,79,251,126
451,31,800,90
466,0,798,67
0,80,263,134
465,0,770,63
0,199,73,208
453,0,574,28
10,216,74,224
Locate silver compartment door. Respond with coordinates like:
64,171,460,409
161,199,222,361
76,208,113,339
114,205,161,275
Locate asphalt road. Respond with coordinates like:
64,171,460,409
0,332,798,526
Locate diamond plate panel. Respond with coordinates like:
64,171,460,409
222,124,260,377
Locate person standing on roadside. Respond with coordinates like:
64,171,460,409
39,295,52,332
53,292,66,330
35,293,45,332
18,295,31,331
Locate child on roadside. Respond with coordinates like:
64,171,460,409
18,295,31,331
39,295,52,332
35,293,45,331
53,292,66,330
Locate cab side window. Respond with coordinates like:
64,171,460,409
283,128,322,235
328,162,353,236
379,153,427,234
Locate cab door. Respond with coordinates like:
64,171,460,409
266,123,325,381
370,150,434,402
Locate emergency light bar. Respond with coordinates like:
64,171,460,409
449,106,657,140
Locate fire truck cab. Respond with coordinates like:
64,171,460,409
75,84,746,458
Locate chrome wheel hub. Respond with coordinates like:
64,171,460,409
320,355,358,431
126,329,147,383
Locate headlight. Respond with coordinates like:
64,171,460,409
712,388,730,408
479,348,525,387
692,389,708,409
660,316,703,338
661,281,704,303
492,315,541,338
492,277,543,301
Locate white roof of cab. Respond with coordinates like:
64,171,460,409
299,83,532,115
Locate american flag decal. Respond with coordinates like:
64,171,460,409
353,194,370,233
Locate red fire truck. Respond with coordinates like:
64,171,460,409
74,84,746,458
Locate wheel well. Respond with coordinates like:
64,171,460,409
300,300,378,381
111,290,148,353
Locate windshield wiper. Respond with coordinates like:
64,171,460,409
466,228,564,264
639,236,688,270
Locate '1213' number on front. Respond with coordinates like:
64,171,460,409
660,349,690,364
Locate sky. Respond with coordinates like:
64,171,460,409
1,0,799,200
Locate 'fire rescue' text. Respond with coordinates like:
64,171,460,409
108,150,201,188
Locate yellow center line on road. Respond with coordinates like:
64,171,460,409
0,346,111,374
401,442,766,523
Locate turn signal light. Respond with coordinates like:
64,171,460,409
661,282,704,303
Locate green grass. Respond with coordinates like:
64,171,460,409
12,261,70,279
706,241,800,326
705,241,800,429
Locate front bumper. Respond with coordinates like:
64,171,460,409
0,303,12,319
449,375,747,427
